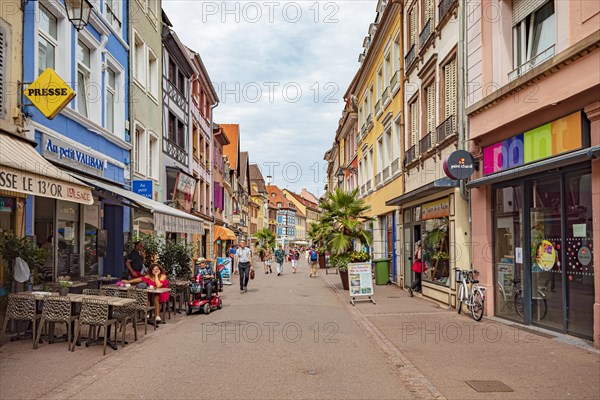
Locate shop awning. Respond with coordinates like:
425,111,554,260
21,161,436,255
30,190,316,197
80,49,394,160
71,174,204,234
0,134,93,204
385,177,458,207
214,225,236,242
466,146,600,189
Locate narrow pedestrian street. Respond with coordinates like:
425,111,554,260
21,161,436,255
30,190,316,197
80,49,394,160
2,257,599,400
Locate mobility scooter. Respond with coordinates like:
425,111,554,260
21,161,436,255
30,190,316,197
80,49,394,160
186,261,223,315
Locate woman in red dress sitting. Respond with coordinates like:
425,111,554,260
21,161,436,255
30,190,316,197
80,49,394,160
123,263,169,321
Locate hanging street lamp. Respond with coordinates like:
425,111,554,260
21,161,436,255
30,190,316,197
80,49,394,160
64,0,93,31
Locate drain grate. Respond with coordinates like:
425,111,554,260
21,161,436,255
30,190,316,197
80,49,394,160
466,381,513,393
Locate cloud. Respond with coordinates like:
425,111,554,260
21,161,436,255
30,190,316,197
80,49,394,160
162,0,376,196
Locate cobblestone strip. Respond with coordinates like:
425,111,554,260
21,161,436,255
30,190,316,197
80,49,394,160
324,276,446,400
39,319,183,399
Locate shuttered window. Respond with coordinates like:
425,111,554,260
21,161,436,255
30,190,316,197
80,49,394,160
0,26,5,117
425,0,434,24
409,8,417,47
512,0,548,25
426,83,436,136
410,100,419,148
444,59,457,125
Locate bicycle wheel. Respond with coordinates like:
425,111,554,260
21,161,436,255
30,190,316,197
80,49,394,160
457,284,464,314
534,298,548,320
471,290,485,321
514,291,524,318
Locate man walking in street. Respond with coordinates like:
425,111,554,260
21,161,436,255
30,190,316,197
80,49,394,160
235,240,253,293
274,244,286,276
308,245,319,278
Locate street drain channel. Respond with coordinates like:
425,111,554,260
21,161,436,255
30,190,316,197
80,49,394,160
465,381,513,393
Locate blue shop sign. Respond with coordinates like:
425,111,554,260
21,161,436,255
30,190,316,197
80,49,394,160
132,180,153,199
42,135,107,177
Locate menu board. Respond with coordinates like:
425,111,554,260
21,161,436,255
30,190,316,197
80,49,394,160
348,262,373,297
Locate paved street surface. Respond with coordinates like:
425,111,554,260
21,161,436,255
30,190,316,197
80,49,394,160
1,257,599,400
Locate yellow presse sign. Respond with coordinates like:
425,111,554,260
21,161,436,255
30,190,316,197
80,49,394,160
24,68,76,119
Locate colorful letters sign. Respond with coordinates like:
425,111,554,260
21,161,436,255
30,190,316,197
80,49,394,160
483,112,582,176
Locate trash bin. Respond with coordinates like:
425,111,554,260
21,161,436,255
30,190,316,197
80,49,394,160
373,258,390,285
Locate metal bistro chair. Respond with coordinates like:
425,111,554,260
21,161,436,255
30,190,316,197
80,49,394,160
113,292,138,346
131,289,155,334
104,288,119,297
1,293,41,348
34,296,77,350
71,298,117,355
82,289,105,296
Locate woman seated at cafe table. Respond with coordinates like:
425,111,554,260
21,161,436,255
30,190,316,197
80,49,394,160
122,263,169,321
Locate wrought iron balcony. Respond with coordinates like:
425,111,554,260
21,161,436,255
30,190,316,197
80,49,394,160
391,158,400,174
382,87,390,107
404,44,416,70
375,99,382,117
366,113,374,131
436,115,456,143
390,71,400,94
382,166,390,181
419,132,434,155
419,19,433,50
366,179,372,191
375,172,382,186
404,145,417,166
438,0,457,23
508,45,555,82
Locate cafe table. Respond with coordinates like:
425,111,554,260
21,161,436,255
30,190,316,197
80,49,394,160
15,291,135,350
100,285,171,324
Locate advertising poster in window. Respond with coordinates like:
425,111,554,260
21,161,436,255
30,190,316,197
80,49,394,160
348,262,373,297
217,257,232,284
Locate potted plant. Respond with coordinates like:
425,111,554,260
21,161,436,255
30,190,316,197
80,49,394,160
159,239,193,280
316,188,374,290
58,279,72,296
0,232,48,293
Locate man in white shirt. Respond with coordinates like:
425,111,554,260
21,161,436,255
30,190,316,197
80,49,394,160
235,240,254,293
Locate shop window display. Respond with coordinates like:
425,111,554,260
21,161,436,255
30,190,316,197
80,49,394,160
422,217,450,287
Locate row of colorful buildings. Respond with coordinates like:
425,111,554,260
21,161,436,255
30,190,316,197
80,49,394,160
0,1,261,283
324,0,599,347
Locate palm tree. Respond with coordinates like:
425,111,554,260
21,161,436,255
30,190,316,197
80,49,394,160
319,188,374,255
254,228,276,257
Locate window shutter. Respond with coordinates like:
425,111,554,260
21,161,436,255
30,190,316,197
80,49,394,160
410,101,419,147
410,9,417,46
512,0,547,25
427,83,436,136
426,0,434,23
445,59,457,124
0,27,5,117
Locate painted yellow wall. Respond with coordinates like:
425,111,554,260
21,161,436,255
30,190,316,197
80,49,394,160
356,11,403,218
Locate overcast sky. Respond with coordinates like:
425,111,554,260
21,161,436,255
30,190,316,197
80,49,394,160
162,0,376,197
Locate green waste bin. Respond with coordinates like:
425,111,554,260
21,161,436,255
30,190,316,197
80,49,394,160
373,258,390,285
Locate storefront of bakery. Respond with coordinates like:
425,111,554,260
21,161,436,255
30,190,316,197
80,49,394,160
468,110,599,343
386,180,471,307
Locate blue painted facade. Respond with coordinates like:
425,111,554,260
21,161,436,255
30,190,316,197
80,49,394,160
22,0,131,278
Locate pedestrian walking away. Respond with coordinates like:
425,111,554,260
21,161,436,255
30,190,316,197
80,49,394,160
235,240,254,293
290,247,300,274
264,248,273,274
308,245,318,277
408,241,425,297
274,244,286,276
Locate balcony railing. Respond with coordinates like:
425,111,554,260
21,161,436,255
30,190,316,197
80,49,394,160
390,71,400,94
375,172,383,186
508,45,555,82
404,44,416,70
438,0,457,23
375,99,382,117
360,184,366,195
366,113,374,131
419,133,434,155
391,158,400,174
436,115,455,143
382,87,390,106
382,166,390,181
404,145,417,166
366,180,372,191
419,19,433,50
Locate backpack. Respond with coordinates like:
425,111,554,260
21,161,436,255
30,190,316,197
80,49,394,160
310,250,318,262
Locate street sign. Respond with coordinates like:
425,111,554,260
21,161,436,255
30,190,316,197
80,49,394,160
348,262,376,305
24,68,76,119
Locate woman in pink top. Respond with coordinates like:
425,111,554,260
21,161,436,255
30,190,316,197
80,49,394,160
123,263,169,320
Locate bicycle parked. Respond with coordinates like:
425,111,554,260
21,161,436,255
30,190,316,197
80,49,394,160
455,268,486,321
498,278,548,320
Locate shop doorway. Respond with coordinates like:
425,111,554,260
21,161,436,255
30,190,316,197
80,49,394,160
493,167,594,339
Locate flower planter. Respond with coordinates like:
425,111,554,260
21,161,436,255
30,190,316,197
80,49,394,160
339,269,349,291
58,287,69,296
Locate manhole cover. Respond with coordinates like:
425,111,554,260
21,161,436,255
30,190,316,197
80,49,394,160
465,381,513,393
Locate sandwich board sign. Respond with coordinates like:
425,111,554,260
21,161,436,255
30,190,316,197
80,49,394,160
348,262,376,305
217,257,233,285
24,68,76,119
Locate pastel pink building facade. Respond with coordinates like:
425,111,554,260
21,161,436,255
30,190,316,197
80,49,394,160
466,0,599,347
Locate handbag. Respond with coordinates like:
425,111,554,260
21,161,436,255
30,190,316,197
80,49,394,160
412,260,425,273
250,269,255,280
